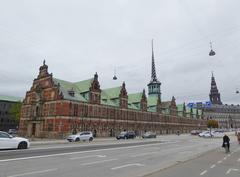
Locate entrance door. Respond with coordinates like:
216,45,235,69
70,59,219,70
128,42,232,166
32,123,36,136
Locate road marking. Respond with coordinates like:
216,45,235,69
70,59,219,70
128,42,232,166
226,168,239,174
70,155,106,160
237,158,240,162
200,170,207,175
0,141,177,163
228,154,231,157
7,168,58,177
223,157,227,160
81,158,117,166
111,163,145,170
217,160,222,164
131,152,158,157
210,164,216,168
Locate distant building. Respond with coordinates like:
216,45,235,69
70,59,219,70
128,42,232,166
19,45,206,138
202,73,240,129
0,95,21,131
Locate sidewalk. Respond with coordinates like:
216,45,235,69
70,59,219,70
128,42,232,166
29,137,116,146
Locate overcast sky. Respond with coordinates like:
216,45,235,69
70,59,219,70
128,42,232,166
0,0,240,104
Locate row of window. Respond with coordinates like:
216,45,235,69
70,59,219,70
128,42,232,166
0,103,8,109
0,111,9,115
0,118,16,123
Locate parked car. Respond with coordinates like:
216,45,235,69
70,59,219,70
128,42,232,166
211,130,224,138
116,131,136,140
142,131,156,138
190,130,202,135
0,131,30,149
198,131,210,137
67,131,93,142
8,129,18,135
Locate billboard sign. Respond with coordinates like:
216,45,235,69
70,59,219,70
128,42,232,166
187,101,212,108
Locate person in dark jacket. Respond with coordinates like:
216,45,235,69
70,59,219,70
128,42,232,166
222,134,230,152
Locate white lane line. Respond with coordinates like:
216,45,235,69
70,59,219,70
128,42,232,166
237,158,240,162
111,163,145,170
70,155,106,160
81,158,117,166
7,168,58,177
226,168,239,174
0,141,177,163
217,160,222,164
200,170,207,176
223,157,227,160
228,154,231,157
210,164,216,169
131,152,158,157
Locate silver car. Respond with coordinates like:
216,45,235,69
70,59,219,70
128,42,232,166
142,131,157,138
67,131,93,142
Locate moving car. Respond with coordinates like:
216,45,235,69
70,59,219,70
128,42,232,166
190,130,202,135
67,131,93,142
0,131,30,149
8,129,18,135
142,131,156,138
116,131,136,140
198,131,210,137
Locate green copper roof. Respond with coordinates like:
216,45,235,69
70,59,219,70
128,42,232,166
100,86,122,107
147,96,158,107
101,99,118,107
101,86,121,99
0,95,22,102
128,92,142,104
147,106,156,112
161,101,171,108
74,78,93,93
53,78,87,102
128,103,139,110
177,104,184,111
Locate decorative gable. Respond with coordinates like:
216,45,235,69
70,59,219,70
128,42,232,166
119,82,128,108
89,72,101,104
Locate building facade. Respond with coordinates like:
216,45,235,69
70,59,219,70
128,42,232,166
202,73,240,129
19,50,206,138
0,95,21,131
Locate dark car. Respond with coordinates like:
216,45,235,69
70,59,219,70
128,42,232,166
142,131,157,138
116,131,136,140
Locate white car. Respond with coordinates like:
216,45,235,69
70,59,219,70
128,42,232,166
211,131,224,138
198,131,210,137
67,131,93,142
0,131,30,149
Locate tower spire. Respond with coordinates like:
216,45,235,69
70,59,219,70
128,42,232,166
209,72,222,105
151,39,157,82
148,39,161,98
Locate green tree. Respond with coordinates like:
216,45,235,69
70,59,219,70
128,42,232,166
9,101,22,122
207,119,219,128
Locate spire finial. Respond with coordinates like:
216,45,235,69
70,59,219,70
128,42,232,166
43,60,46,65
151,39,157,82
211,71,214,77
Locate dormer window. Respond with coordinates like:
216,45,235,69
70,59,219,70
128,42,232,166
68,90,75,97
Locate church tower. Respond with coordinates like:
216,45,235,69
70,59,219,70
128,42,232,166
209,72,222,105
148,40,161,99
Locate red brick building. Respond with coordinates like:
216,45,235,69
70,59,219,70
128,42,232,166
19,59,206,138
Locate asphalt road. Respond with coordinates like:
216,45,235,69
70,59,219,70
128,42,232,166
0,135,235,177
145,143,240,177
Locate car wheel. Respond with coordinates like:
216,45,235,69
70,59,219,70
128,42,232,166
75,138,80,142
89,137,93,141
18,142,28,149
